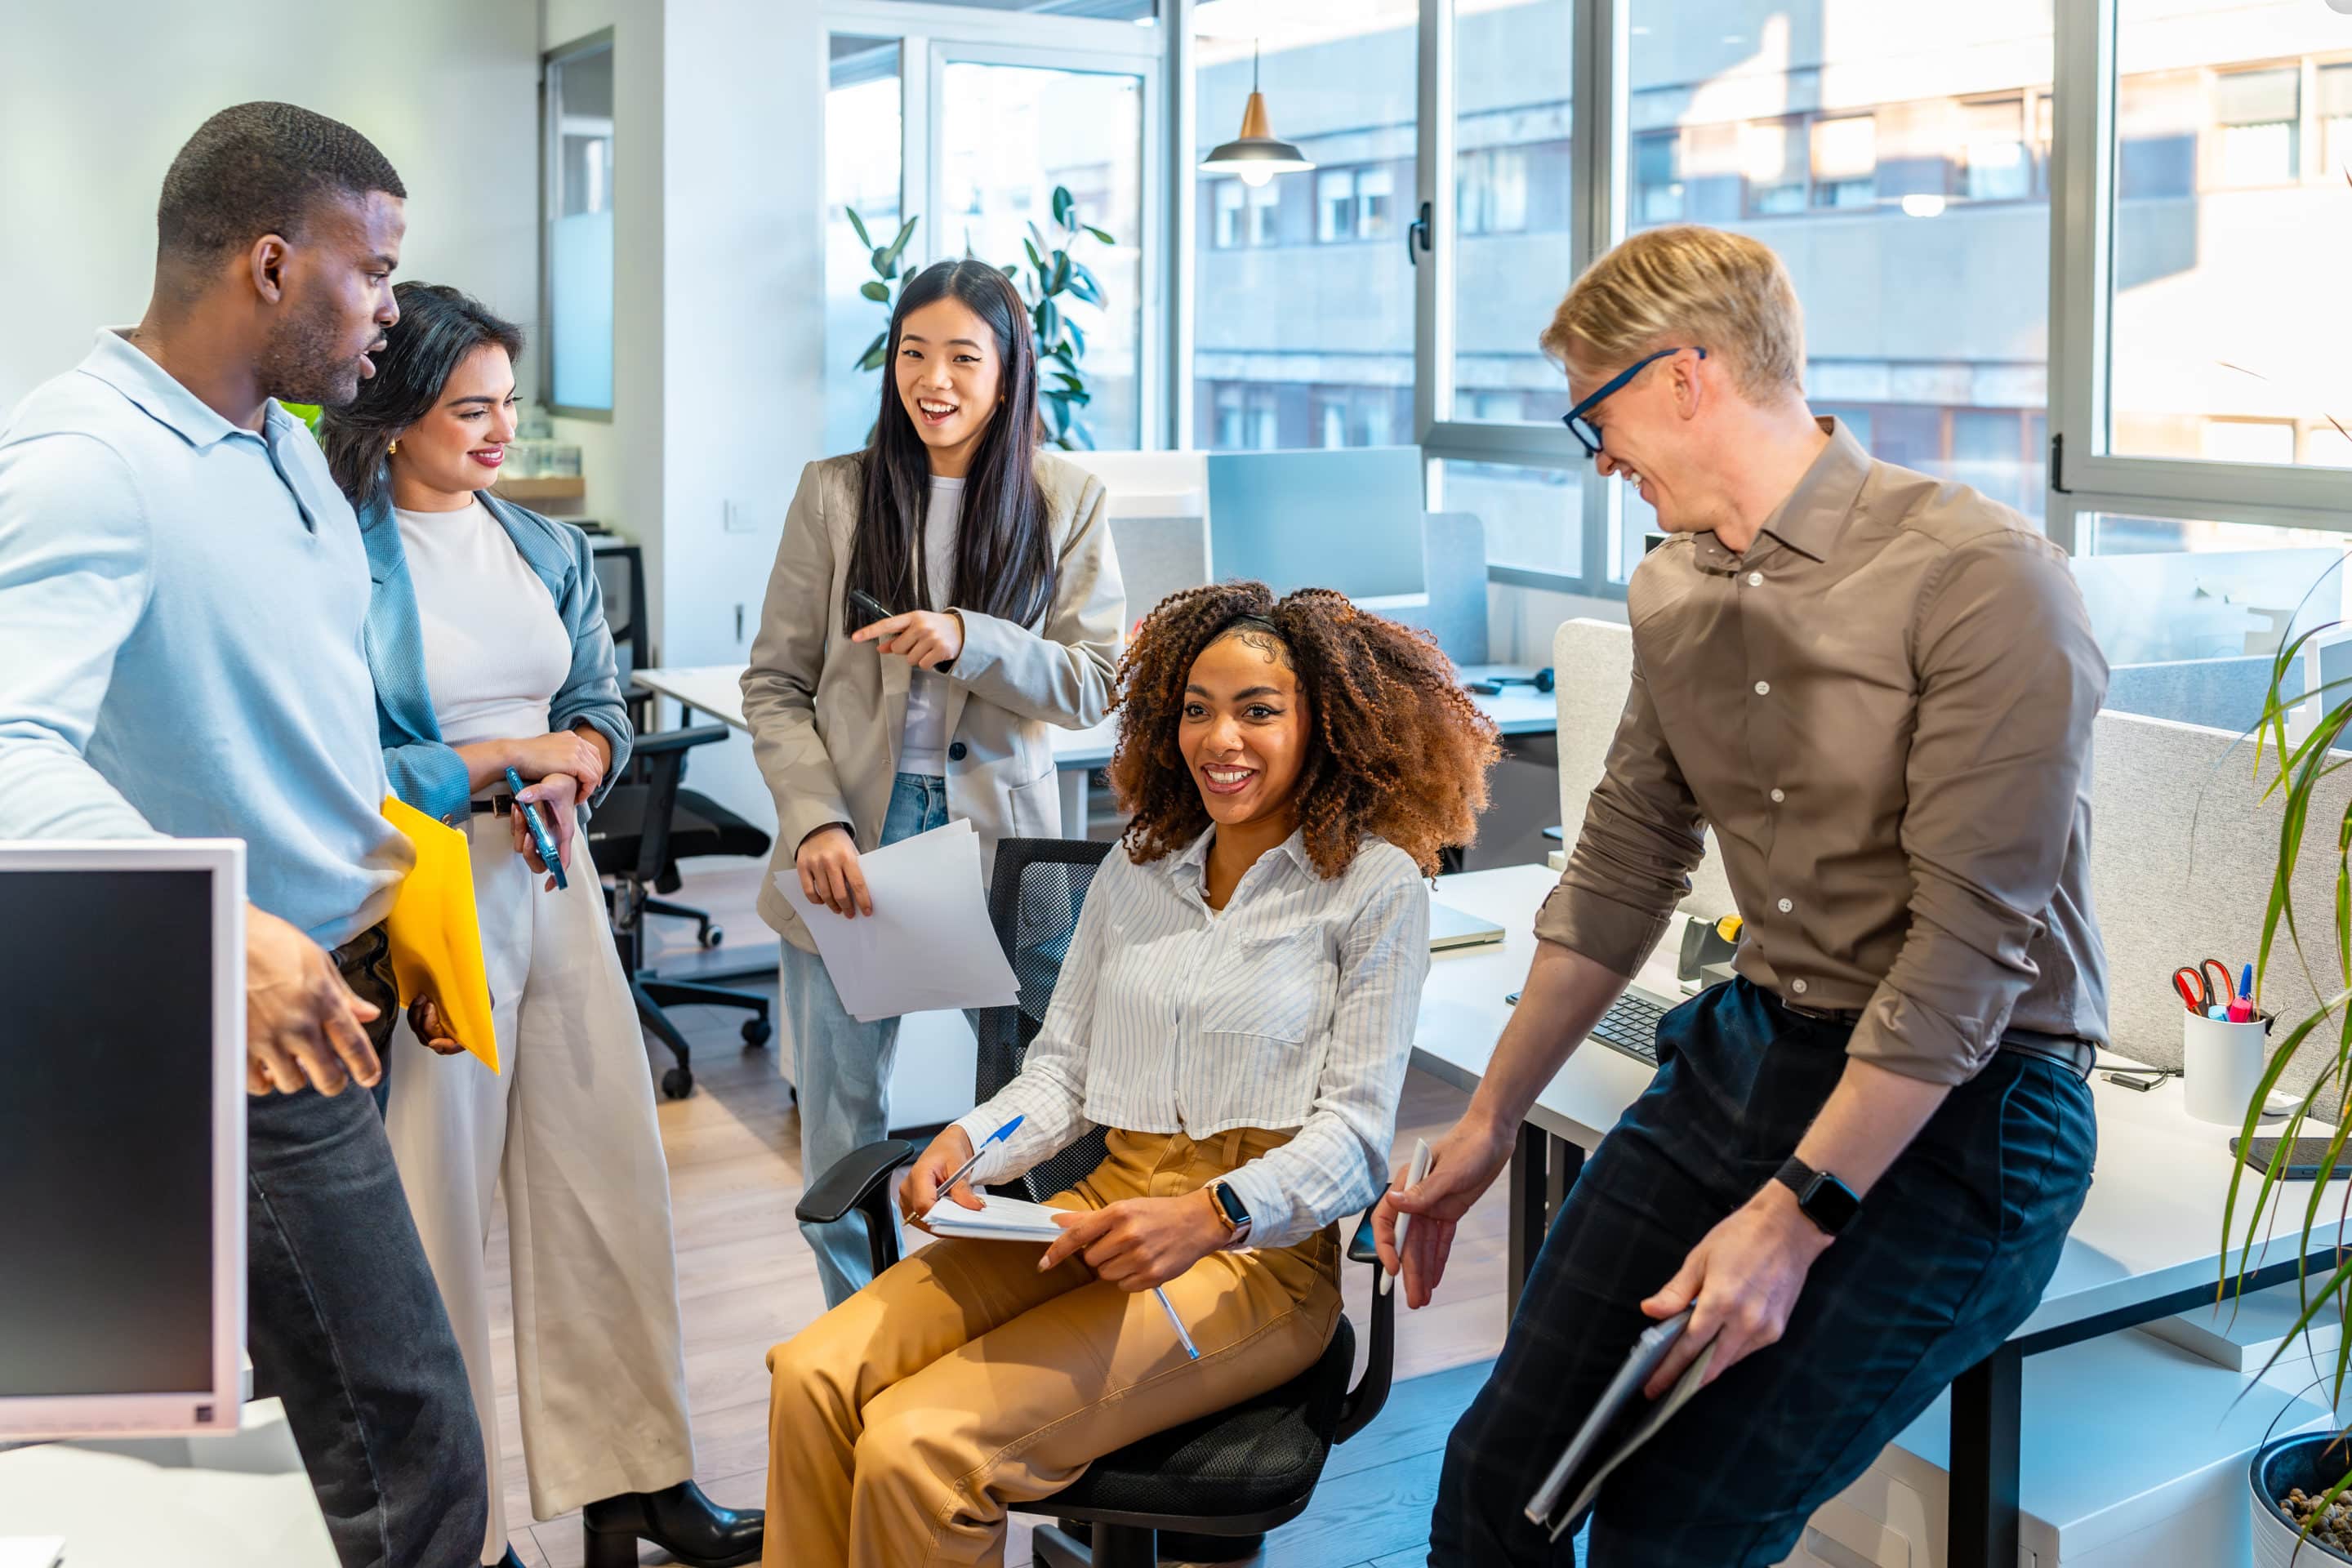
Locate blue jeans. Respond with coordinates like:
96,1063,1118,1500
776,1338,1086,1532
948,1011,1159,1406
782,773,956,1308
246,925,488,1568
1429,978,2097,1568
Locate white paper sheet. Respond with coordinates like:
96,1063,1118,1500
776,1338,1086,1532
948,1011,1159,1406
779,820,1019,1022
920,1192,1069,1243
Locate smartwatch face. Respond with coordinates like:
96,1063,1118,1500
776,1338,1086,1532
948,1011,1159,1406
1806,1172,1862,1234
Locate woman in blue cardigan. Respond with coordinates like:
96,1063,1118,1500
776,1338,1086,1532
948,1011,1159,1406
318,285,759,1568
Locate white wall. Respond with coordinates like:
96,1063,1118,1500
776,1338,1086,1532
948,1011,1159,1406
0,2,539,409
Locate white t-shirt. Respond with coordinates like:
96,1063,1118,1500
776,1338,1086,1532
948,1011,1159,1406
898,475,964,776
392,497,572,756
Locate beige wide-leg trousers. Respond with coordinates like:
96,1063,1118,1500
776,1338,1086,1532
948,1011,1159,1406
764,1125,1344,1568
385,805,696,1563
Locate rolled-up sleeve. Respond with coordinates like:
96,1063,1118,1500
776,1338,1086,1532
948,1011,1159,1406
1535,646,1707,977
1221,873,1428,1250
1848,536,2106,1085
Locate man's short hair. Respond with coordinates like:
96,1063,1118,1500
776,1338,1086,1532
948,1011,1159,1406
1539,225,1805,402
157,102,405,262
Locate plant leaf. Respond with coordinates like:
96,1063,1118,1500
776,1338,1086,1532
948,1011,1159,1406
859,280,891,302
1064,270,1102,306
845,207,874,249
1053,185,1076,227
884,216,919,271
1023,237,1045,274
856,331,889,372
1051,252,1072,294
1085,225,1116,245
1067,318,1088,357
1036,299,1062,351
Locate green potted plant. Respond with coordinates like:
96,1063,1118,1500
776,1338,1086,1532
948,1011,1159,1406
2229,606,2352,1561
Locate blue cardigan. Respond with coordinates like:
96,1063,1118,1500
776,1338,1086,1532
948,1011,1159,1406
355,485,634,826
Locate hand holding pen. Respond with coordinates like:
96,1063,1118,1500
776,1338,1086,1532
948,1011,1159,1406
902,1116,1025,1227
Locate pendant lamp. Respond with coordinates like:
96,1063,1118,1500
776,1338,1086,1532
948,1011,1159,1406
1198,40,1315,188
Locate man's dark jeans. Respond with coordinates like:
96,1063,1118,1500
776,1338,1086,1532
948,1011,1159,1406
1430,978,2097,1568
245,924,487,1567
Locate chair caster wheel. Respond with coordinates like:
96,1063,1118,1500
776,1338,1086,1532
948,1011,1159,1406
742,1018,773,1048
661,1066,693,1099
700,925,724,948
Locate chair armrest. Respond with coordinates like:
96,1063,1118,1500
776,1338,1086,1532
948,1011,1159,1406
1336,1210,1396,1443
795,1138,917,1225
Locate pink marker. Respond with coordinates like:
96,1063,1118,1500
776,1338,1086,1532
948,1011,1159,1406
2228,962,2256,1024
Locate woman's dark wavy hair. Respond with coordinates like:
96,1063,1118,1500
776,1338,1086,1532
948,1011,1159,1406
317,282,523,510
1111,583,1502,878
846,258,1054,633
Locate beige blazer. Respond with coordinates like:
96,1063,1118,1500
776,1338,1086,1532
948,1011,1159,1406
742,450,1126,953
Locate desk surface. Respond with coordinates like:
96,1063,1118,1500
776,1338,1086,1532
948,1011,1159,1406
0,1399,336,1567
634,664,1559,766
1416,863,2342,1346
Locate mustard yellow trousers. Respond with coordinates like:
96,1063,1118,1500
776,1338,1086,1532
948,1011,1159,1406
764,1126,1344,1567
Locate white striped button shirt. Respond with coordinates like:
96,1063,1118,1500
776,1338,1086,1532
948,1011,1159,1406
950,826,1430,1252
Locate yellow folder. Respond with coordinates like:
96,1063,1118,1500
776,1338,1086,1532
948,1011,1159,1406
379,795,500,1073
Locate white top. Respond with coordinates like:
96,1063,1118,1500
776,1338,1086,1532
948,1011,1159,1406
393,498,571,753
951,827,1431,1251
898,475,964,776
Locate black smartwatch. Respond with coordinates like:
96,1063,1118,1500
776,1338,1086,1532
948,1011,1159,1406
1773,1156,1860,1237
1207,1179,1253,1247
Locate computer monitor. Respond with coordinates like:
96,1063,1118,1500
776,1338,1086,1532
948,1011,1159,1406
0,840,246,1437
1205,447,1428,600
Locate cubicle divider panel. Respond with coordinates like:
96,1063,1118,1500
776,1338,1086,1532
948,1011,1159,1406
1549,617,2352,1092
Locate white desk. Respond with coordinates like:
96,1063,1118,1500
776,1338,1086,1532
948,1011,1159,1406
631,663,1561,840
1418,862,2342,1568
0,1399,336,1567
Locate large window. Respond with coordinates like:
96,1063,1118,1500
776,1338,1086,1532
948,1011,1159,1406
939,59,1145,448
824,36,902,459
2105,5,2352,468
544,33,614,416
1191,0,1418,452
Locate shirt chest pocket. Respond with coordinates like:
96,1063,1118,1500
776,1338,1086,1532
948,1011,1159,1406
1194,924,1337,1044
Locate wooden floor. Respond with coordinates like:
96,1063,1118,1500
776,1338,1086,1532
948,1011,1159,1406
483,863,1525,1568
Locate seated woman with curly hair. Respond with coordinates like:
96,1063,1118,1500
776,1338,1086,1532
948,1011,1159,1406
762,582,1501,1567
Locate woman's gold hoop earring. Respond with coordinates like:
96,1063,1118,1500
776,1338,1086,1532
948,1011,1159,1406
387,440,400,457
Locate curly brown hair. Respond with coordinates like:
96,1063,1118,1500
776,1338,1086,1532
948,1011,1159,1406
1109,583,1501,878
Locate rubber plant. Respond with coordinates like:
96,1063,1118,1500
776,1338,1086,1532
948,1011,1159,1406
844,207,920,373
1000,184,1116,452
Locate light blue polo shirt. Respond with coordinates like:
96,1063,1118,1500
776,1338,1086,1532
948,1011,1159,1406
0,329,411,947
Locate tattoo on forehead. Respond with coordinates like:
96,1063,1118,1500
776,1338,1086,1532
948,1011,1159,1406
1216,627,1294,670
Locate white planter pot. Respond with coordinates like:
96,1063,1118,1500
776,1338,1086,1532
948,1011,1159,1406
2253,1435,2352,1566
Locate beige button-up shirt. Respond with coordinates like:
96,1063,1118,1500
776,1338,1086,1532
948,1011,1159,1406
1537,418,2110,1085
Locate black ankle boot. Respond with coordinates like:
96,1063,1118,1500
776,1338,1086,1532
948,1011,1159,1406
581,1481,763,1568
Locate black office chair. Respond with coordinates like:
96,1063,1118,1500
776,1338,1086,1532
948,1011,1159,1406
795,837,1396,1568
588,724,773,1099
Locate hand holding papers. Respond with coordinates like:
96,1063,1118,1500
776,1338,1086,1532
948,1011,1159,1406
920,1192,1206,1362
780,821,1018,1022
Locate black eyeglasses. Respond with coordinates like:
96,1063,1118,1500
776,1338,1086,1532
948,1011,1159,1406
1561,346,1707,459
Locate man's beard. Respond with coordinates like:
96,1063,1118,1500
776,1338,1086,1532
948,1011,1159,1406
258,292,364,409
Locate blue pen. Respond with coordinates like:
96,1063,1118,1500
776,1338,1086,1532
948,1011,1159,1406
936,1114,1025,1200
1156,1286,1201,1361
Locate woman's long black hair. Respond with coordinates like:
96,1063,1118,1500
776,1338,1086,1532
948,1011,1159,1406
846,259,1054,634
317,283,524,510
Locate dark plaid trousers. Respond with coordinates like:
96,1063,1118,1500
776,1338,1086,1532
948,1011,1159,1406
1430,978,2096,1568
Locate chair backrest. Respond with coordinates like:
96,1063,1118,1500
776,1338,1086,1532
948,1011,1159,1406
591,542,651,680
978,836,1116,1205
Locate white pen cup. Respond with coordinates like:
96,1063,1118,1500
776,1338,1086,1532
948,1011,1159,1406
2182,1009,2272,1125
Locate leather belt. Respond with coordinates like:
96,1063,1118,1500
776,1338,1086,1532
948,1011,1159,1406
469,793,514,817
1785,1000,2096,1080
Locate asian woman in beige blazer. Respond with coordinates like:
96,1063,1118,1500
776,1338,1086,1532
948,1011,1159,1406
742,258,1125,1306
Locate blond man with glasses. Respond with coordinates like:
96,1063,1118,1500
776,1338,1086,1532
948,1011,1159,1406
1373,225,2110,1566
